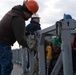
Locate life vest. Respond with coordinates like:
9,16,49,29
72,35,76,50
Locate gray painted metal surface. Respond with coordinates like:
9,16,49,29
12,18,76,75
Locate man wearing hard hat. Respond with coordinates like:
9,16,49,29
25,14,41,74
0,0,39,75
48,36,62,75
26,14,41,35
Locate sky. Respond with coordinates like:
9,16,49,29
0,0,76,49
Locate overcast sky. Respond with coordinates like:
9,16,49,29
0,0,76,49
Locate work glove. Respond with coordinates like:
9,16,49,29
26,34,38,50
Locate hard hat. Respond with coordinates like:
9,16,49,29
51,36,61,48
31,14,40,19
24,0,39,14
65,14,72,19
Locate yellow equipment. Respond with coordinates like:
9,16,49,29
46,45,52,60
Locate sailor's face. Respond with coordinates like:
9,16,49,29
24,12,32,20
52,43,60,53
